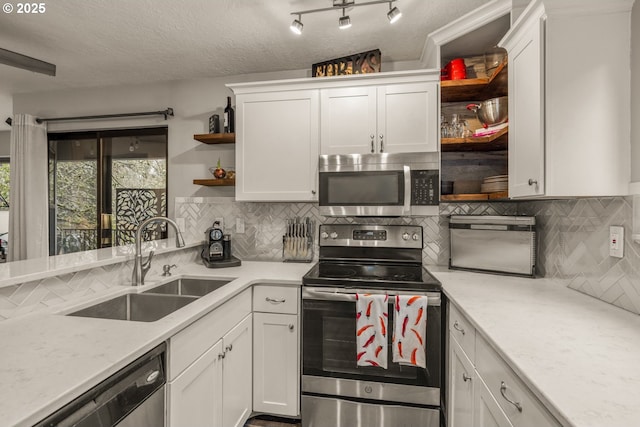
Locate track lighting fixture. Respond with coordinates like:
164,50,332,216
290,14,303,34
289,0,401,35
339,9,352,30
387,3,402,23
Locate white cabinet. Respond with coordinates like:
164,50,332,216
500,0,632,198
222,315,253,427
168,289,252,427
448,336,475,427
447,302,560,427
233,89,320,201
320,82,439,155
252,285,300,417
169,340,224,427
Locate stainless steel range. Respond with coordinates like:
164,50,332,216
301,224,442,427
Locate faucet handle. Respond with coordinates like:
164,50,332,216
142,250,155,268
162,264,177,276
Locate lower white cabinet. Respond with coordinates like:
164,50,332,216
167,289,252,427
448,336,475,427
252,285,300,417
447,302,560,427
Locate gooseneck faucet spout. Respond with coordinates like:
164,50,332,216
132,216,186,286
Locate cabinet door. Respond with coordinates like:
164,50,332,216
474,377,514,427
505,13,545,198
222,314,253,427
448,335,474,427
320,86,377,154
236,90,319,201
168,339,224,427
253,312,300,416
377,83,438,153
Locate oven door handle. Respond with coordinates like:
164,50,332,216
403,165,411,215
302,288,441,306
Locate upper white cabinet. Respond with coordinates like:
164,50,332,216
233,89,320,202
320,82,439,155
228,70,439,201
499,0,633,198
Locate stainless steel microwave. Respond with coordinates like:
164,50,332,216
318,152,439,216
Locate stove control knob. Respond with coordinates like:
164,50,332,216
402,232,410,240
330,232,338,239
320,231,329,239
412,233,420,241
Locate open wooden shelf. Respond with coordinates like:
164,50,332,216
193,133,236,144
193,178,236,186
441,60,508,102
441,191,508,202
441,126,508,152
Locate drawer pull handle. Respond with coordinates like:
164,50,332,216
266,297,286,304
453,321,466,335
462,373,472,382
500,381,523,413
289,324,295,331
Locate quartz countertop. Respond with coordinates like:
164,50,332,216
2,262,640,427
437,268,640,427
0,260,312,427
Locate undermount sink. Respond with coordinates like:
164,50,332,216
68,278,233,322
69,293,198,322
143,278,232,297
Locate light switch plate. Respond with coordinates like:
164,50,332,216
609,225,624,258
236,218,245,234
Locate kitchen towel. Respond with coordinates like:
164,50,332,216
356,293,388,369
392,295,427,369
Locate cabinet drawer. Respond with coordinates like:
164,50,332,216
169,288,251,380
475,335,561,427
449,303,476,361
253,285,299,314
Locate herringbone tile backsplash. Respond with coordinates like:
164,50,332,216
176,196,640,315
1,196,638,321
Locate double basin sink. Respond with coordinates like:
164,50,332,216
68,278,232,322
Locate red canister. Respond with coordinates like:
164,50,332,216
447,58,466,80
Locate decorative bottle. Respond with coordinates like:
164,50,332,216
224,96,235,133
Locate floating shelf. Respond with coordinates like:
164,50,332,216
441,60,508,103
441,126,508,152
441,191,508,202
193,133,236,144
193,178,236,186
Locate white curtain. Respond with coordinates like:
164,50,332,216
8,114,49,261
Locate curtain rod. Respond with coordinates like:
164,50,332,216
5,108,174,126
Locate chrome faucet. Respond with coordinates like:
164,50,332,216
132,216,186,286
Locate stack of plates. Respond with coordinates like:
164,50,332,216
481,175,508,193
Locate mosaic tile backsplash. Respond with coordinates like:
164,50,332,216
1,196,639,321
176,196,640,315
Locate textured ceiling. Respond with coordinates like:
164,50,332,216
0,0,490,94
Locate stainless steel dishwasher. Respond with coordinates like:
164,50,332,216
34,342,166,427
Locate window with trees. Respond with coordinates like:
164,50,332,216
48,127,168,255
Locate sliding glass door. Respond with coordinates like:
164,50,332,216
48,127,168,255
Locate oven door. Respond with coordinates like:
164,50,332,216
318,167,411,217
302,287,441,406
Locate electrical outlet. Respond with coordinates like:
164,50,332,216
609,225,624,258
236,217,245,234
214,217,224,231
176,217,185,233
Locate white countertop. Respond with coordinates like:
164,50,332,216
0,260,311,427
2,262,640,427
438,268,640,427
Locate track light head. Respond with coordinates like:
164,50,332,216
339,9,352,29
387,4,401,23
290,15,303,34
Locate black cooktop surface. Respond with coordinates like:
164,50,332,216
302,261,441,291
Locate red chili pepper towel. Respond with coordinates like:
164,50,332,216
356,293,388,369
392,295,427,369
